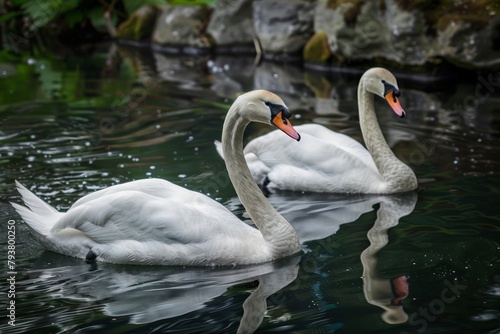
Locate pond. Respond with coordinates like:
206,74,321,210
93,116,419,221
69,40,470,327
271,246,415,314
0,43,499,334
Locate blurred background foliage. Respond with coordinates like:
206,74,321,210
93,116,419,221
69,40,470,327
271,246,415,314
0,0,216,53
0,1,218,107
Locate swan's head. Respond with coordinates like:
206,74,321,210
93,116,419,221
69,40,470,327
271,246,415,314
361,68,406,118
235,90,301,141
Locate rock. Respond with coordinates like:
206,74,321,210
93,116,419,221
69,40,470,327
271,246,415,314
253,0,315,54
116,5,159,41
313,0,500,69
206,0,254,47
439,18,500,69
116,0,498,70
397,0,500,69
315,0,432,65
388,1,432,65
152,5,213,50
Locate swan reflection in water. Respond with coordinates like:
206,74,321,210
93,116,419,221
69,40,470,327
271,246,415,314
226,192,382,247
248,190,417,325
360,192,417,324
21,252,299,333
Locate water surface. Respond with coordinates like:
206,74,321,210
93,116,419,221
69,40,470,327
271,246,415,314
0,44,499,333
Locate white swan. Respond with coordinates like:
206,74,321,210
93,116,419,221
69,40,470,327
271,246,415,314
215,68,417,194
11,90,302,266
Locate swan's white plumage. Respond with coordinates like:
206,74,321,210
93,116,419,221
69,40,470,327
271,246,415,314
216,68,417,194
12,90,301,266
216,125,384,193
11,181,61,236
14,179,268,266
251,124,382,190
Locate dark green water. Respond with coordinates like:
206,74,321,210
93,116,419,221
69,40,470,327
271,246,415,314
1,44,499,334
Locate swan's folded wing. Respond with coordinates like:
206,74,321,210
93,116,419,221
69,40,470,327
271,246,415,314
300,125,378,173
50,188,245,245
69,178,189,209
244,124,379,176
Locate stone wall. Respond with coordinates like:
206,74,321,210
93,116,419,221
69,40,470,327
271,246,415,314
115,0,500,69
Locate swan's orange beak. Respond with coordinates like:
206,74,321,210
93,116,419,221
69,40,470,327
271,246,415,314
385,90,406,118
272,111,301,141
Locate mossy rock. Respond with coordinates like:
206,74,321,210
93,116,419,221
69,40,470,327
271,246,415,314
395,0,500,33
326,0,368,25
116,5,158,41
327,0,499,33
152,5,213,48
304,32,331,63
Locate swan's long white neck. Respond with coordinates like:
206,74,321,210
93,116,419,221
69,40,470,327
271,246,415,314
358,83,417,192
222,102,300,258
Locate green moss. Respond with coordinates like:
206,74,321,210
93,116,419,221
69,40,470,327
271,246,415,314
304,32,331,63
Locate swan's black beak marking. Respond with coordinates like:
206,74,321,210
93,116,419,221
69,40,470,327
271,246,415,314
265,101,292,119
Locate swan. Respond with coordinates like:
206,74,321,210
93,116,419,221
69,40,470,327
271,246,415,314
11,90,302,266
215,68,417,194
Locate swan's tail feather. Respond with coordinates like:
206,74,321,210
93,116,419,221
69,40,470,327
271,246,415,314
214,140,225,160
11,181,60,236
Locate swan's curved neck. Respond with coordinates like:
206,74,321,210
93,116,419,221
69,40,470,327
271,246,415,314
222,103,300,258
358,85,417,191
